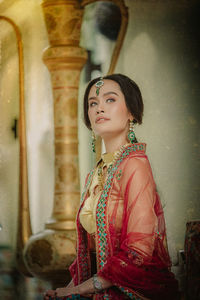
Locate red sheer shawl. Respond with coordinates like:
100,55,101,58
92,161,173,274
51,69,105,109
70,144,180,299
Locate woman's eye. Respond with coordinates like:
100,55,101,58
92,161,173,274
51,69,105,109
106,98,115,103
89,101,97,107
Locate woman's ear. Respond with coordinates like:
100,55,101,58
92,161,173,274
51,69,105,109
128,114,134,122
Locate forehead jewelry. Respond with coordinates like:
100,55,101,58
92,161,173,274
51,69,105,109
95,77,104,96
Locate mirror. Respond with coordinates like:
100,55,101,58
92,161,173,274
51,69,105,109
81,1,122,81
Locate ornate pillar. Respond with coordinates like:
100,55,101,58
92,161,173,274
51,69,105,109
24,0,87,288
42,0,87,232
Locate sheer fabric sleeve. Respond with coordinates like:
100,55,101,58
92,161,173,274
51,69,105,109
120,156,158,259
98,156,177,297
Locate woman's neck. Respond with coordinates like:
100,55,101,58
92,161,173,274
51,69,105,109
103,134,129,153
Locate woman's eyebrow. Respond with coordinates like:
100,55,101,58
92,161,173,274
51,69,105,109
103,91,118,97
88,96,97,101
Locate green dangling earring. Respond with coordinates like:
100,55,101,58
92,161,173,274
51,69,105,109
91,131,96,153
128,120,136,144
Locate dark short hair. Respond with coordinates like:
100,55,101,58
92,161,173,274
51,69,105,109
83,73,144,129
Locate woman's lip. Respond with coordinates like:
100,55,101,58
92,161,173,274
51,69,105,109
95,117,110,123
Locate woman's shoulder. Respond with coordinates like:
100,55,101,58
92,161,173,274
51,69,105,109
119,144,155,189
120,142,147,160
120,143,152,175
122,143,148,164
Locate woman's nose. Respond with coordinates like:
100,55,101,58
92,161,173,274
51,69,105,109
96,109,104,114
96,103,105,114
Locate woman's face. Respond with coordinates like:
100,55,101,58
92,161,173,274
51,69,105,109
88,79,133,139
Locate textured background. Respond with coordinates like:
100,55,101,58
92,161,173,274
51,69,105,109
0,0,199,282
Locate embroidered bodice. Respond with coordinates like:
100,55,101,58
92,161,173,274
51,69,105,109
79,146,130,234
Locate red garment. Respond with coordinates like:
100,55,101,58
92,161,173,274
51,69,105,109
69,144,180,299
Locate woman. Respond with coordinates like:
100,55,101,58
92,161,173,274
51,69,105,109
44,74,180,300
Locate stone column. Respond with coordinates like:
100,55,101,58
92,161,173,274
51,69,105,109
24,0,87,288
